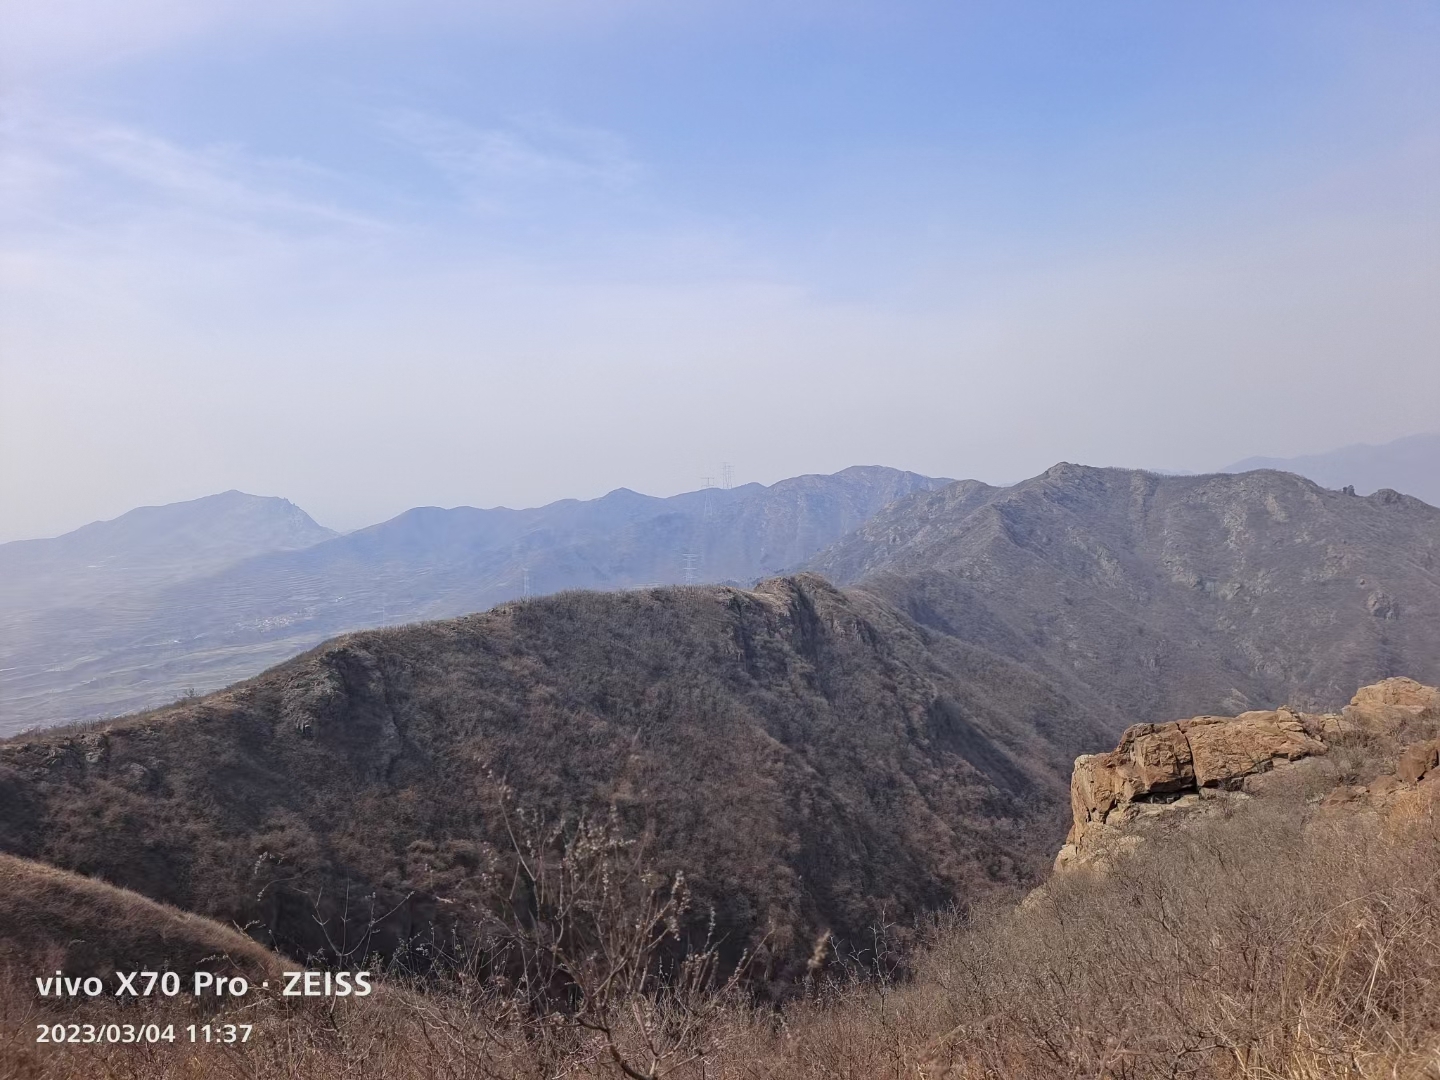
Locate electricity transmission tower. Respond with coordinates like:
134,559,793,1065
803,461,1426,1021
701,475,716,521
682,552,699,586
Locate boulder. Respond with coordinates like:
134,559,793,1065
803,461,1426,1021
1067,751,1129,846
1397,740,1440,785
1121,723,1196,793
1343,677,1440,734
1351,677,1440,712
1368,774,1401,798
1067,722,1201,848
1180,710,1324,788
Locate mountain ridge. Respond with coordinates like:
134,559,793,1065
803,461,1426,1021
0,466,950,734
0,490,336,611
8,462,1440,990
1221,431,1440,508
0,574,1095,977
807,464,1440,731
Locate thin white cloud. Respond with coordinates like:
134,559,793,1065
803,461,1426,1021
1,0,307,76
4,146,1436,542
384,109,641,209
2,104,386,241
78,127,380,229
0,0,665,76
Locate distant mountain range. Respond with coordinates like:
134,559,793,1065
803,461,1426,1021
0,467,948,733
7,464,1440,977
1222,432,1440,508
6,437,1438,737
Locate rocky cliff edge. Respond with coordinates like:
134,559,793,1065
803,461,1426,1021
1057,677,1440,870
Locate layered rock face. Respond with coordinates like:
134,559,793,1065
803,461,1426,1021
1058,677,1440,868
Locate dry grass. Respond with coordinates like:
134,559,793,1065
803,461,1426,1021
0,854,283,984
8,775,1440,1079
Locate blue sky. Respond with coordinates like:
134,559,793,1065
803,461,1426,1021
2,0,1437,538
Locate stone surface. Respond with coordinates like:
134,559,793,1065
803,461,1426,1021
1342,677,1440,735
1182,710,1323,788
1351,677,1440,712
1397,740,1440,784
1368,774,1401,797
1124,724,1197,793
1057,678,1440,871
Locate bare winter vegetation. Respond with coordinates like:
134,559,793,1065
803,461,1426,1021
7,746,1440,1079
0,577,1094,979
816,466,1440,722
6,466,1440,1079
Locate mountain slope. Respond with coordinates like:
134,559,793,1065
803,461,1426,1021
0,852,284,980
808,465,1440,731
1222,431,1440,508
0,575,1099,978
0,467,948,734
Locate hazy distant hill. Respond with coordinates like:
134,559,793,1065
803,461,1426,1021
0,467,947,733
0,576,1094,975
808,465,1440,728
0,490,335,613
1223,432,1440,508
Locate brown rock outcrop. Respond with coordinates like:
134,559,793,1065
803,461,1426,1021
1397,740,1440,785
1058,678,1440,870
1184,709,1322,787
1343,677,1440,734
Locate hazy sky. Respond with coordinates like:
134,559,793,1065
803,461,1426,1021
2,1,1437,540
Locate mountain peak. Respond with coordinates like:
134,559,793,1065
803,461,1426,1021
0,491,336,628
808,465,1440,728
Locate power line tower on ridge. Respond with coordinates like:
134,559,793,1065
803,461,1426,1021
701,475,716,521
682,552,699,586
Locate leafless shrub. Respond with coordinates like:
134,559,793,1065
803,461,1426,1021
1326,729,1394,786
476,780,753,1078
